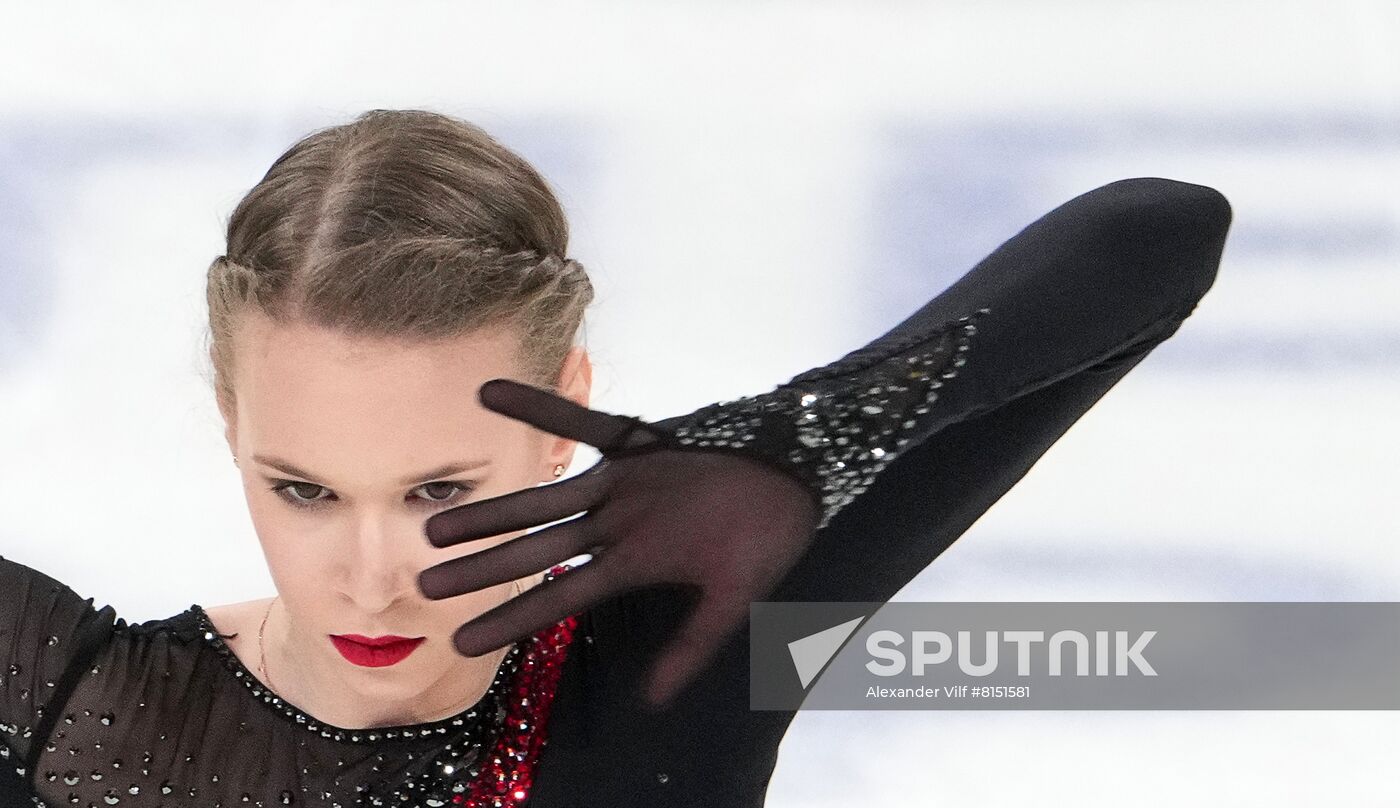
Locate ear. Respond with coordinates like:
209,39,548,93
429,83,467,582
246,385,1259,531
545,345,592,476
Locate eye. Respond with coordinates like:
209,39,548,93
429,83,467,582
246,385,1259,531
266,479,475,511
413,481,473,505
269,481,332,509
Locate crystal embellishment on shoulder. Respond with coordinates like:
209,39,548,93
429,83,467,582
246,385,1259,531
656,307,990,531
167,565,580,807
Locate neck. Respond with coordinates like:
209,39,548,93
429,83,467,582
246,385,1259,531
259,590,532,730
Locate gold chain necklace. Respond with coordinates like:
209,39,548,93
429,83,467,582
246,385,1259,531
257,596,280,694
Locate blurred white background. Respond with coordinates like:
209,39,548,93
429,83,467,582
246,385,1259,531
1,1,1397,805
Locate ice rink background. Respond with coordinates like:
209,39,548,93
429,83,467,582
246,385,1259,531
1,2,1397,805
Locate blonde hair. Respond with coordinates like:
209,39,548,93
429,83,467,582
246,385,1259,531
203,108,593,416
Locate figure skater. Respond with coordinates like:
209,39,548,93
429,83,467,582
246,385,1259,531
0,108,1231,807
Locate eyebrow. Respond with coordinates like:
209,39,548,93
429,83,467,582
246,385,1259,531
252,454,492,487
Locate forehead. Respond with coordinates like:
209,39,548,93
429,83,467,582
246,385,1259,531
231,313,529,452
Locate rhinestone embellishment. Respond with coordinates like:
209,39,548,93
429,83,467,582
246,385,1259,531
191,567,579,806
10,566,581,807
660,307,990,530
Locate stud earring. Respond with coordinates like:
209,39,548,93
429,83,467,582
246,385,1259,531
233,455,239,467
552,463,565,478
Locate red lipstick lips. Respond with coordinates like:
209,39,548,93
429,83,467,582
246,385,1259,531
329,634,426,667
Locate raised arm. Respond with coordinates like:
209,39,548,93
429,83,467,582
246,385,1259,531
649,176,1232,603
417,177,1233,708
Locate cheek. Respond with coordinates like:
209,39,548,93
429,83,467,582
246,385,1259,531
245,495,311,557
255,530,328,609
241,493,340,600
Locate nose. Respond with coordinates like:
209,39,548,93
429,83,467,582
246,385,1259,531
338,511,421,613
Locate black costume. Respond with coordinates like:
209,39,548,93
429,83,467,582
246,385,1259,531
0,177,1231,807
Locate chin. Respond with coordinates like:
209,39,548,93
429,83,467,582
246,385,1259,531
340,665,429,696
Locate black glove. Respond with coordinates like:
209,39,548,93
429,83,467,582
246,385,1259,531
416,306,987,708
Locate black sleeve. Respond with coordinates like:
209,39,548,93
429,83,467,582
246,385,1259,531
645,176,1232,604
0,554,119,778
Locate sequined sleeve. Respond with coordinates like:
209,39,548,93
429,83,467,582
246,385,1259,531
0,555,117,776
640,177,1231,534
645,308,991,532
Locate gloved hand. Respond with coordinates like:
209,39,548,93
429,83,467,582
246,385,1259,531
416,378,822,709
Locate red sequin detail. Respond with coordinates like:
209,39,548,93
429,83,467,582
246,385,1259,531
453,564,578,807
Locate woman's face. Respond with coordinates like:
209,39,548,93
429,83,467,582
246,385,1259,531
220,310,589,716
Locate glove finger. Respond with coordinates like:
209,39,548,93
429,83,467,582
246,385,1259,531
424,460,610,547
418,514,597,600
